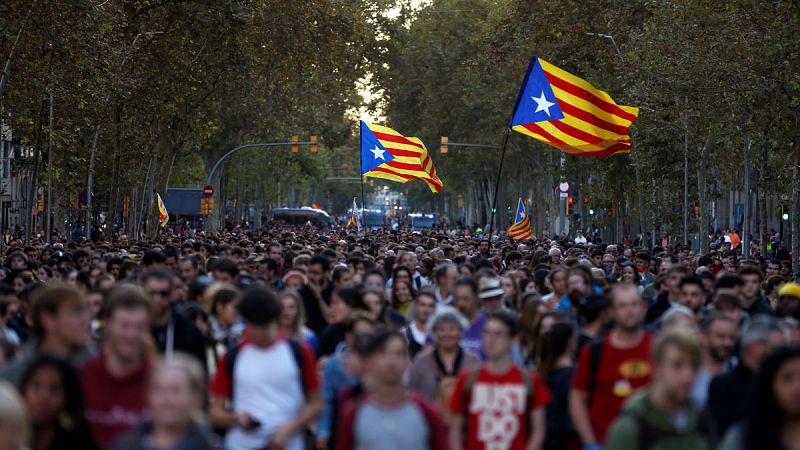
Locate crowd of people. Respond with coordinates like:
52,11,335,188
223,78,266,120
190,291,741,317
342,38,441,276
0,224,795,450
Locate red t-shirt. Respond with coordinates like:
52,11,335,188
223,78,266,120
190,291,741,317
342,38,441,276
571,332,653,444
78,349,152,449
449,365,551,450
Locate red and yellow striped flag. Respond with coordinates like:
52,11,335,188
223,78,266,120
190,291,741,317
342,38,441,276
360,121,443,192
507,198,533,240
510,57,639,157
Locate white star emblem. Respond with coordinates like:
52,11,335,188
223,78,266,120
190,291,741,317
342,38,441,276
370,146,386,160
532,91,556,117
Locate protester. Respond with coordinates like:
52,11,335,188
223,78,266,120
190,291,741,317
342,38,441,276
718,346,800,450
538,321,578,450
209,286,322,450
279,290,320,352
606,328,710,450
109,354,222,450
0,380,28,450
79,285,154,448
707,316,788,437
401,289,436,359
570,284,653,447
449,311,551,450
453,276,485,357
408,312,480,406
335,329,449,450
20,356,98,450
0,283,93,385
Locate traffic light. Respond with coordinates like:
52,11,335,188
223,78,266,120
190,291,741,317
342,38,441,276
566,196,574,215
440,136,449,154
291,136,299,153
309,135,318,153
37,196,45,212
208,197,215,212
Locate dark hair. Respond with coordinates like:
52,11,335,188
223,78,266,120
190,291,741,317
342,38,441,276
140,269,174,288
104,285,150,320
742,346,800,450
334,287,368,311
211,258,238,278
538,321,574,379
715,274,745,291
579,295,611,325
237,286,282,325
29,283,84,338
332,266,351,284
455,275,478,295
309,255,331,273
342,311,374,335
679,275,706,293
142,251,166,266
364,329,406,357
738,264,764,282
211,287,241,317
486,310,519,337
21,356,91,431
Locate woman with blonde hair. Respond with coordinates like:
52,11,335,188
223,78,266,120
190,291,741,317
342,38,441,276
110,354,221,450
0,380,28,450
278,290,319,353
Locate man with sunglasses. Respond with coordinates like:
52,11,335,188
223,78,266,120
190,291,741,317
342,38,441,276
141,269,207,371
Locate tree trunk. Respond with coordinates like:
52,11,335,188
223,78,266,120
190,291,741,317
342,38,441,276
760,142,769,257
792,106,800,276
108,101,124,227
698,130,716,253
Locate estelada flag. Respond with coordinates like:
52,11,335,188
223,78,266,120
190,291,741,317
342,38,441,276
510,57,639,157
360,121,443,193
507,198,533,240
156,193,169,227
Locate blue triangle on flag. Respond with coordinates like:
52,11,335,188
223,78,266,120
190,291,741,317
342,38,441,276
360,121,394,174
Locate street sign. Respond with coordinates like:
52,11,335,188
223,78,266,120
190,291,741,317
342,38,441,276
560,192,568,198
203,185,214,197
557,180,570,193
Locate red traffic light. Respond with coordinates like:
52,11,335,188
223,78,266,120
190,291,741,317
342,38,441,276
567,196,574,204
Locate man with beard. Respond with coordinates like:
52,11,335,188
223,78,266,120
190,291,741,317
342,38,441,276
679,275,708,318
558,268,592,316
690,314,738,409
570,284,653,448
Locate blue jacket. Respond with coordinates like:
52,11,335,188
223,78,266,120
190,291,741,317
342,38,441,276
316,348,357,440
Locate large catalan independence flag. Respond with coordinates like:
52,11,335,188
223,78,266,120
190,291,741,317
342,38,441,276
510,57,639,157
360,121,443,193
507,198,533,240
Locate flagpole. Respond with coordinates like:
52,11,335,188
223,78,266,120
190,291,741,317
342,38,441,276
360,175,366,234
487,127,512,241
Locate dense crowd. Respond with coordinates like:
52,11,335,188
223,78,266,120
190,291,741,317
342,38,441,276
0,224,795,450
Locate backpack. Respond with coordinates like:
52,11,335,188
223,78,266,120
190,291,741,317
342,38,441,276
587,339,604,404
225,338,307,403
463,366,535,437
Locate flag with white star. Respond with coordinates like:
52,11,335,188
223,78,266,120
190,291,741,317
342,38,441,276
507,197,533,240
509,57,639,157
359,120,443,192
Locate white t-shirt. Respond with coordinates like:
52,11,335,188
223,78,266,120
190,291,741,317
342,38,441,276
211,340,315,450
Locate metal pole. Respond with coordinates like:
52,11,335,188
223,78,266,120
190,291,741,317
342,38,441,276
46,91,53,244
487,128,512,240
85,124,100,241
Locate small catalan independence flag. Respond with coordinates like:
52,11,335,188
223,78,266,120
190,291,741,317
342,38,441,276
510,57,639,157
360,121,443,193
507,198,533,240
156,193,169,227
